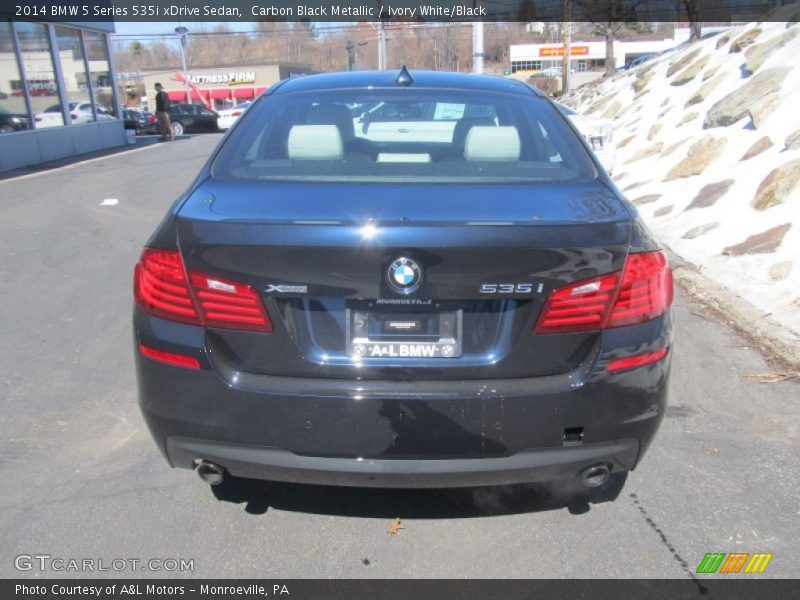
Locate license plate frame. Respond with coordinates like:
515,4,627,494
346,302,462,359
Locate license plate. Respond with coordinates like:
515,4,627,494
346,303,462,359
352,342,459,359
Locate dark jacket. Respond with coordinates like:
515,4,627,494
155,90,170,113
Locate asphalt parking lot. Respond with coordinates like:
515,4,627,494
0,134,797,579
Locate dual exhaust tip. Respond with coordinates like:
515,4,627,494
194,459,610,489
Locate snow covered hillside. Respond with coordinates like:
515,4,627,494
565,20,800,345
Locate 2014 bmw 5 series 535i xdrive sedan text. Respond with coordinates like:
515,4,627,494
133,69,673,498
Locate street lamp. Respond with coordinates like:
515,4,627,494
174,26,191,103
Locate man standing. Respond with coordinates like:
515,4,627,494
154,83,174,142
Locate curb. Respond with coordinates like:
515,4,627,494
665,247,800,369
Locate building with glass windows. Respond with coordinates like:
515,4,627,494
0,18,124,173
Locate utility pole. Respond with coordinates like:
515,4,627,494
379,21,387,70
472,1,484,74
561,0,571,95
175,26,192,102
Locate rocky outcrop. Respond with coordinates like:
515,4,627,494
631,194,661,205
704,67,790,127
749,93,783,129
632,71,653,93
677,111,699,127
664,136,726,181
686,74,725,107
630,143,664,162
702,66,720,81
587,95,613,114
617,134,636,148
729,28,762,53
744,28,800,73
647,124,662,140
667,48,702,77
623,181,648,192
682,222,721,239
685,180,735,210
601,100,623,119
784,130,800,151
654,205,673,217
671,55,711,86
752,159,800,210
769,261,792,281
661,138,691,157
722,224,791,255
741,136,773,160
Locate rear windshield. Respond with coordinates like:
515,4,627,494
213,89,597,183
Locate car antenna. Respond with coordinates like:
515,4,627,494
395,65,413,87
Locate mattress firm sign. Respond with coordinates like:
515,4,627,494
189,71,256,86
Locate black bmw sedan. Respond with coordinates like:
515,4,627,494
134,69,673,498
168,103,220,136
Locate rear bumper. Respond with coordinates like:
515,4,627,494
135,308,671,488
168,437,639,488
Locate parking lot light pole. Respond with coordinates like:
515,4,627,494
175,26,191,103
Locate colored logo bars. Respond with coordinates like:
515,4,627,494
696,552,773,574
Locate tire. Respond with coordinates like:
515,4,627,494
172,121,184,136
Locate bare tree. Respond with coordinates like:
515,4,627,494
574,0,643,76
679,0,703,43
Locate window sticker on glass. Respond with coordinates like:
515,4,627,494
433,103,465,120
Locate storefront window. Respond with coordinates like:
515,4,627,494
0,20,31,134
84,32,117,118
54,26,94,124
15,22,64,129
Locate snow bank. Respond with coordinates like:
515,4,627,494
565,21,800,343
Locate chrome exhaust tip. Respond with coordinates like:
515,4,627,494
580,464,610,488
196,460,225,486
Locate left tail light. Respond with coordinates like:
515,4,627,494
134,248,273,333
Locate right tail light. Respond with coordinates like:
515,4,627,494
535,250,673,334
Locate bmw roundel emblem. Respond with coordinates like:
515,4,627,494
387,257,422,293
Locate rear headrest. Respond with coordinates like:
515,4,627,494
306,104,355,142
464,126,521,161
452,117,496,153
287,125,343,160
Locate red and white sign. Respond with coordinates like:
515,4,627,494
539,46,590,57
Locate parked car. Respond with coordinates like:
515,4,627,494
122,109,141,131
0,106,30,133
540,66,575,77
34,102,114,128
554,101,617,175
168,103,220,136
122,109,159,135
134,69,673,498
139,111,159,135
626,53,657,70
216,101,252,130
